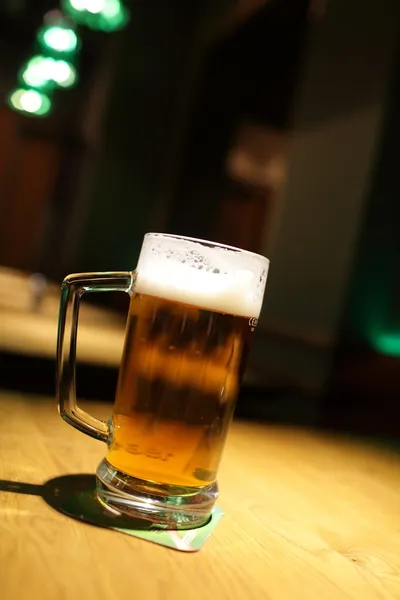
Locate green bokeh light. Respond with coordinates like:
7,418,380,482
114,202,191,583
85,0,106,14
21,56,51,89
69,0,87,9
44,26,77,52
9,88,52,117
38,24,80,56
52,60,77,87
20,55,77,90
63,0,129,31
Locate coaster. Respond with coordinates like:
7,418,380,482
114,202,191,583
58,479,224,552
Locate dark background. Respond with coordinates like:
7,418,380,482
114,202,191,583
1,0,400,436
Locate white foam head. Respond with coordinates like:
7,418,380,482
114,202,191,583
135,233,269,318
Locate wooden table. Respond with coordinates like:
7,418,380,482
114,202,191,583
0,267,126,367
1,392,400,600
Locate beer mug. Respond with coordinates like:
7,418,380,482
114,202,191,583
57,233,269,527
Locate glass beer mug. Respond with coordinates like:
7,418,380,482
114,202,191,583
57,233,269,527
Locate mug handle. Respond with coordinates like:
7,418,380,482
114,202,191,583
56,271,133,442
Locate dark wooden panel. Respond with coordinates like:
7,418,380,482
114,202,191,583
1,135,60,270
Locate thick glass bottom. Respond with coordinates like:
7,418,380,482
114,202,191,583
96,458,218,528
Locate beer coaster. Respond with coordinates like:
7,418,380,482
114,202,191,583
58,478,224,552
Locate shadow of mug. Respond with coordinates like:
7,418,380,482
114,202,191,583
0,474,164,531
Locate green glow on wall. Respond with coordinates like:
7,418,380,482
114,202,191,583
371,332,400,357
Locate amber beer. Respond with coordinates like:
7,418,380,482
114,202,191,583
57,233,268,525
108,292,255,488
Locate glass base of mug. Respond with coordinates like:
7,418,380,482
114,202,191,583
95,458,218,529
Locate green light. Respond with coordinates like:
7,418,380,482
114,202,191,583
63,0,129,31
22,56,50,89
20,90,42,113
69,0,87,9
85,0,105,14
44,26,77,52
52,60,77,87
372,332,400,357
96,0,129,32
9,88,52,117
20,56,77,90
102,0,128,28
102,0,119,18
38,25,79,55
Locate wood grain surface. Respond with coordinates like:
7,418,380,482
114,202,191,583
1,392,399,600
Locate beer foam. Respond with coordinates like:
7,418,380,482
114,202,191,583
135,234,269,318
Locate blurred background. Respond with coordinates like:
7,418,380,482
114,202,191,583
1,0,399,436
